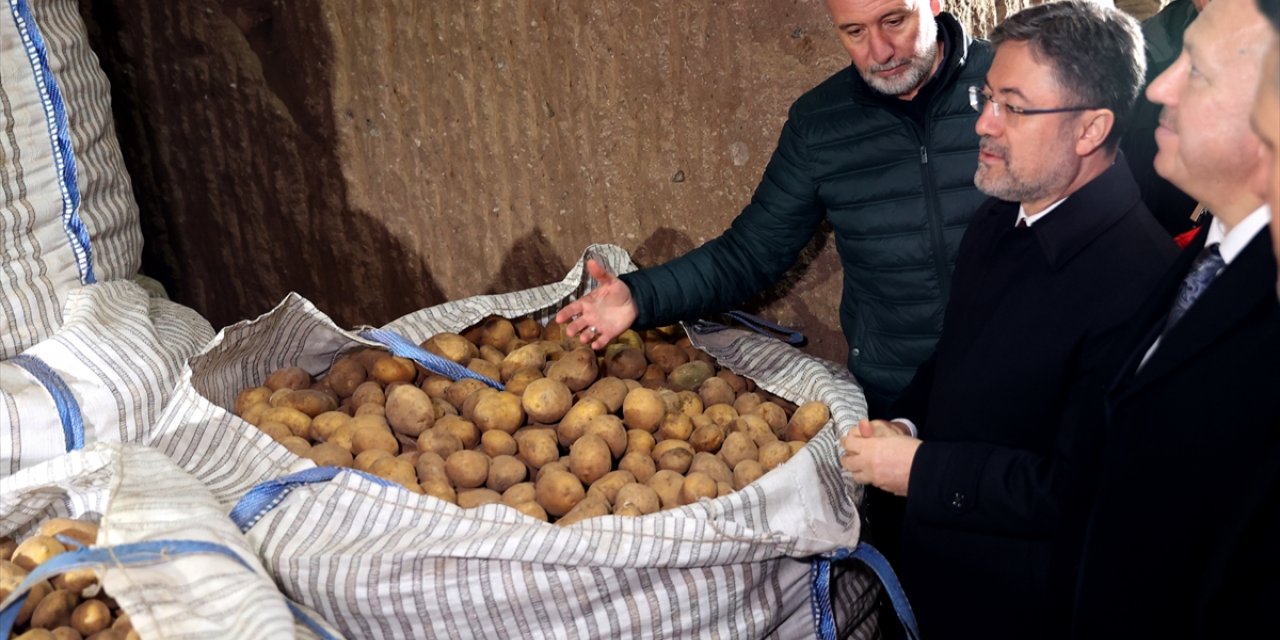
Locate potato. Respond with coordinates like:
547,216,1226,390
545,347,599,392
651,439,694,461
14,579,51,627
646,343,688,373
689,421,726,453
264,367,311,392
689,452,733,486
350,426,399,456
353,449,393,472
421,375,453,399
50,567,97,595
13,535,66,571
752,402,790,437
680,472,718,505
457,488,503,508
51,627,81,640
322,355,368,398
502,367,542,396
786,401,831,441
423,332,479,364
511,501,549,522
536,460,570,481
278,436,312,457
327,422,360,452
789,440,807,456
467,358,502,382
626,429,656,456
1,559,29,601
717,482,734,497
370,457,419,489
38,519,98,548
535,470,586,517
501,343,548,381
720,432,759,468
486,455,528,493
733,459,766,490
309,411,350,441
568,434,612,485
703,404,739,428
260,406,311,439
734,414,778,448
639,363,667,388
502,482,537,506
112,612,132,632
732,392,764,416
672,391,703,418
354,403,386,418
696,376,736,409
656,389,682,415
555,494,610,526
758,441,793,472
446,450,491,489
381,384,435,438
31,588,76,629
557,398,609,448
477,316,517,351
234,386,272,416
513,316,542,341
420,479,457,504
16,629,55,640
617,451,657,484
71,599,111,637
255,420,290,443
622,388,665,433
472,391,525,434
480,430,517,457
275,389,338,418
417,429,463,459
657,448,693,474
432,415,478,449
668,360,714,391
614,483,661,516
240,403,270,426
349,381,386,410
646,470,685,510
444,378,489,412
521,378,573,424
603,346,647,380
581,377,628,413
656,413,694,442
514,430,560,471
414,451,448,483
307,442,354,468
718,369,749,394
586,470,636,506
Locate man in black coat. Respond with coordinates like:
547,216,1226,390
839,2,1177,638
1072,0,1280,636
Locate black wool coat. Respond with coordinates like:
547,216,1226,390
888,159,1177,639
1072,219,1280,639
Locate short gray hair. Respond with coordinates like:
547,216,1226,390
992,0,1145,149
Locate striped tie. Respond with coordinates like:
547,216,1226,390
1164,243,1224,332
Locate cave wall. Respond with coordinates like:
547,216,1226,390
79,0,1162,364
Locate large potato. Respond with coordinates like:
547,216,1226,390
521,377,573,424
385,384,436,437
568,434,612,485
422,332,479,365
622,388,665,432
535,470,586,517
472,391,526,434
446,450,491,489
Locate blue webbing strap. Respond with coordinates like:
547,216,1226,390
12,0,94,283
691,310,806,345
229,466,393,532
359,328,503,389
10,354,84,452
810,543,920,640
0,539,339,639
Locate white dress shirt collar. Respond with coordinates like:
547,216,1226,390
1016,197,1070,228
1204,205,1270,264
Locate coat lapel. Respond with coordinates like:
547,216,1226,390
1121,231,1277,395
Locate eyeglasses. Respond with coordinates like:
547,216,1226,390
968,86,1102,118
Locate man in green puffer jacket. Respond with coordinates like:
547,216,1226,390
557,0,993,416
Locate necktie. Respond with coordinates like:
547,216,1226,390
1016,218,1028,229
1164,243,1224,332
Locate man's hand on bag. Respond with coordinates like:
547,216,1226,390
840,418,921,497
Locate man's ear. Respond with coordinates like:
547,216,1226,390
1076,109,1115,157
930,0,942,17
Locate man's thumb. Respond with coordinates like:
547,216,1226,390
859,418,874,437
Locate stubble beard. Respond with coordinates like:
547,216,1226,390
974,137,1075,205
860,18,939,97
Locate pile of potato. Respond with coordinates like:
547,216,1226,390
1,519,139,640
233,317,830,525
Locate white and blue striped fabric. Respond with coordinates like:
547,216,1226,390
153,244,881,639
1,0,144,358
0,0,214,476
0,443,343,639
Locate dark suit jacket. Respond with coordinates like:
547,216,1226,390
889,160,1177,639
1073,219,1280,639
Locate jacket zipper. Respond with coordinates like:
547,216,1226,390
912,121,952,304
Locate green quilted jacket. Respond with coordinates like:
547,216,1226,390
620,13,993,410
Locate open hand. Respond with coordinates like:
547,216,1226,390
553,259,639,349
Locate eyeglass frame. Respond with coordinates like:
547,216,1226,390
968,85,1104,118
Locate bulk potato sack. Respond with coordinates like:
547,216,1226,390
0,0,215,475
151,244,888,638
0,443,342,639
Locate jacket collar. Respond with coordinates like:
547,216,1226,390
986,155,1143,271
847,12,971,104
